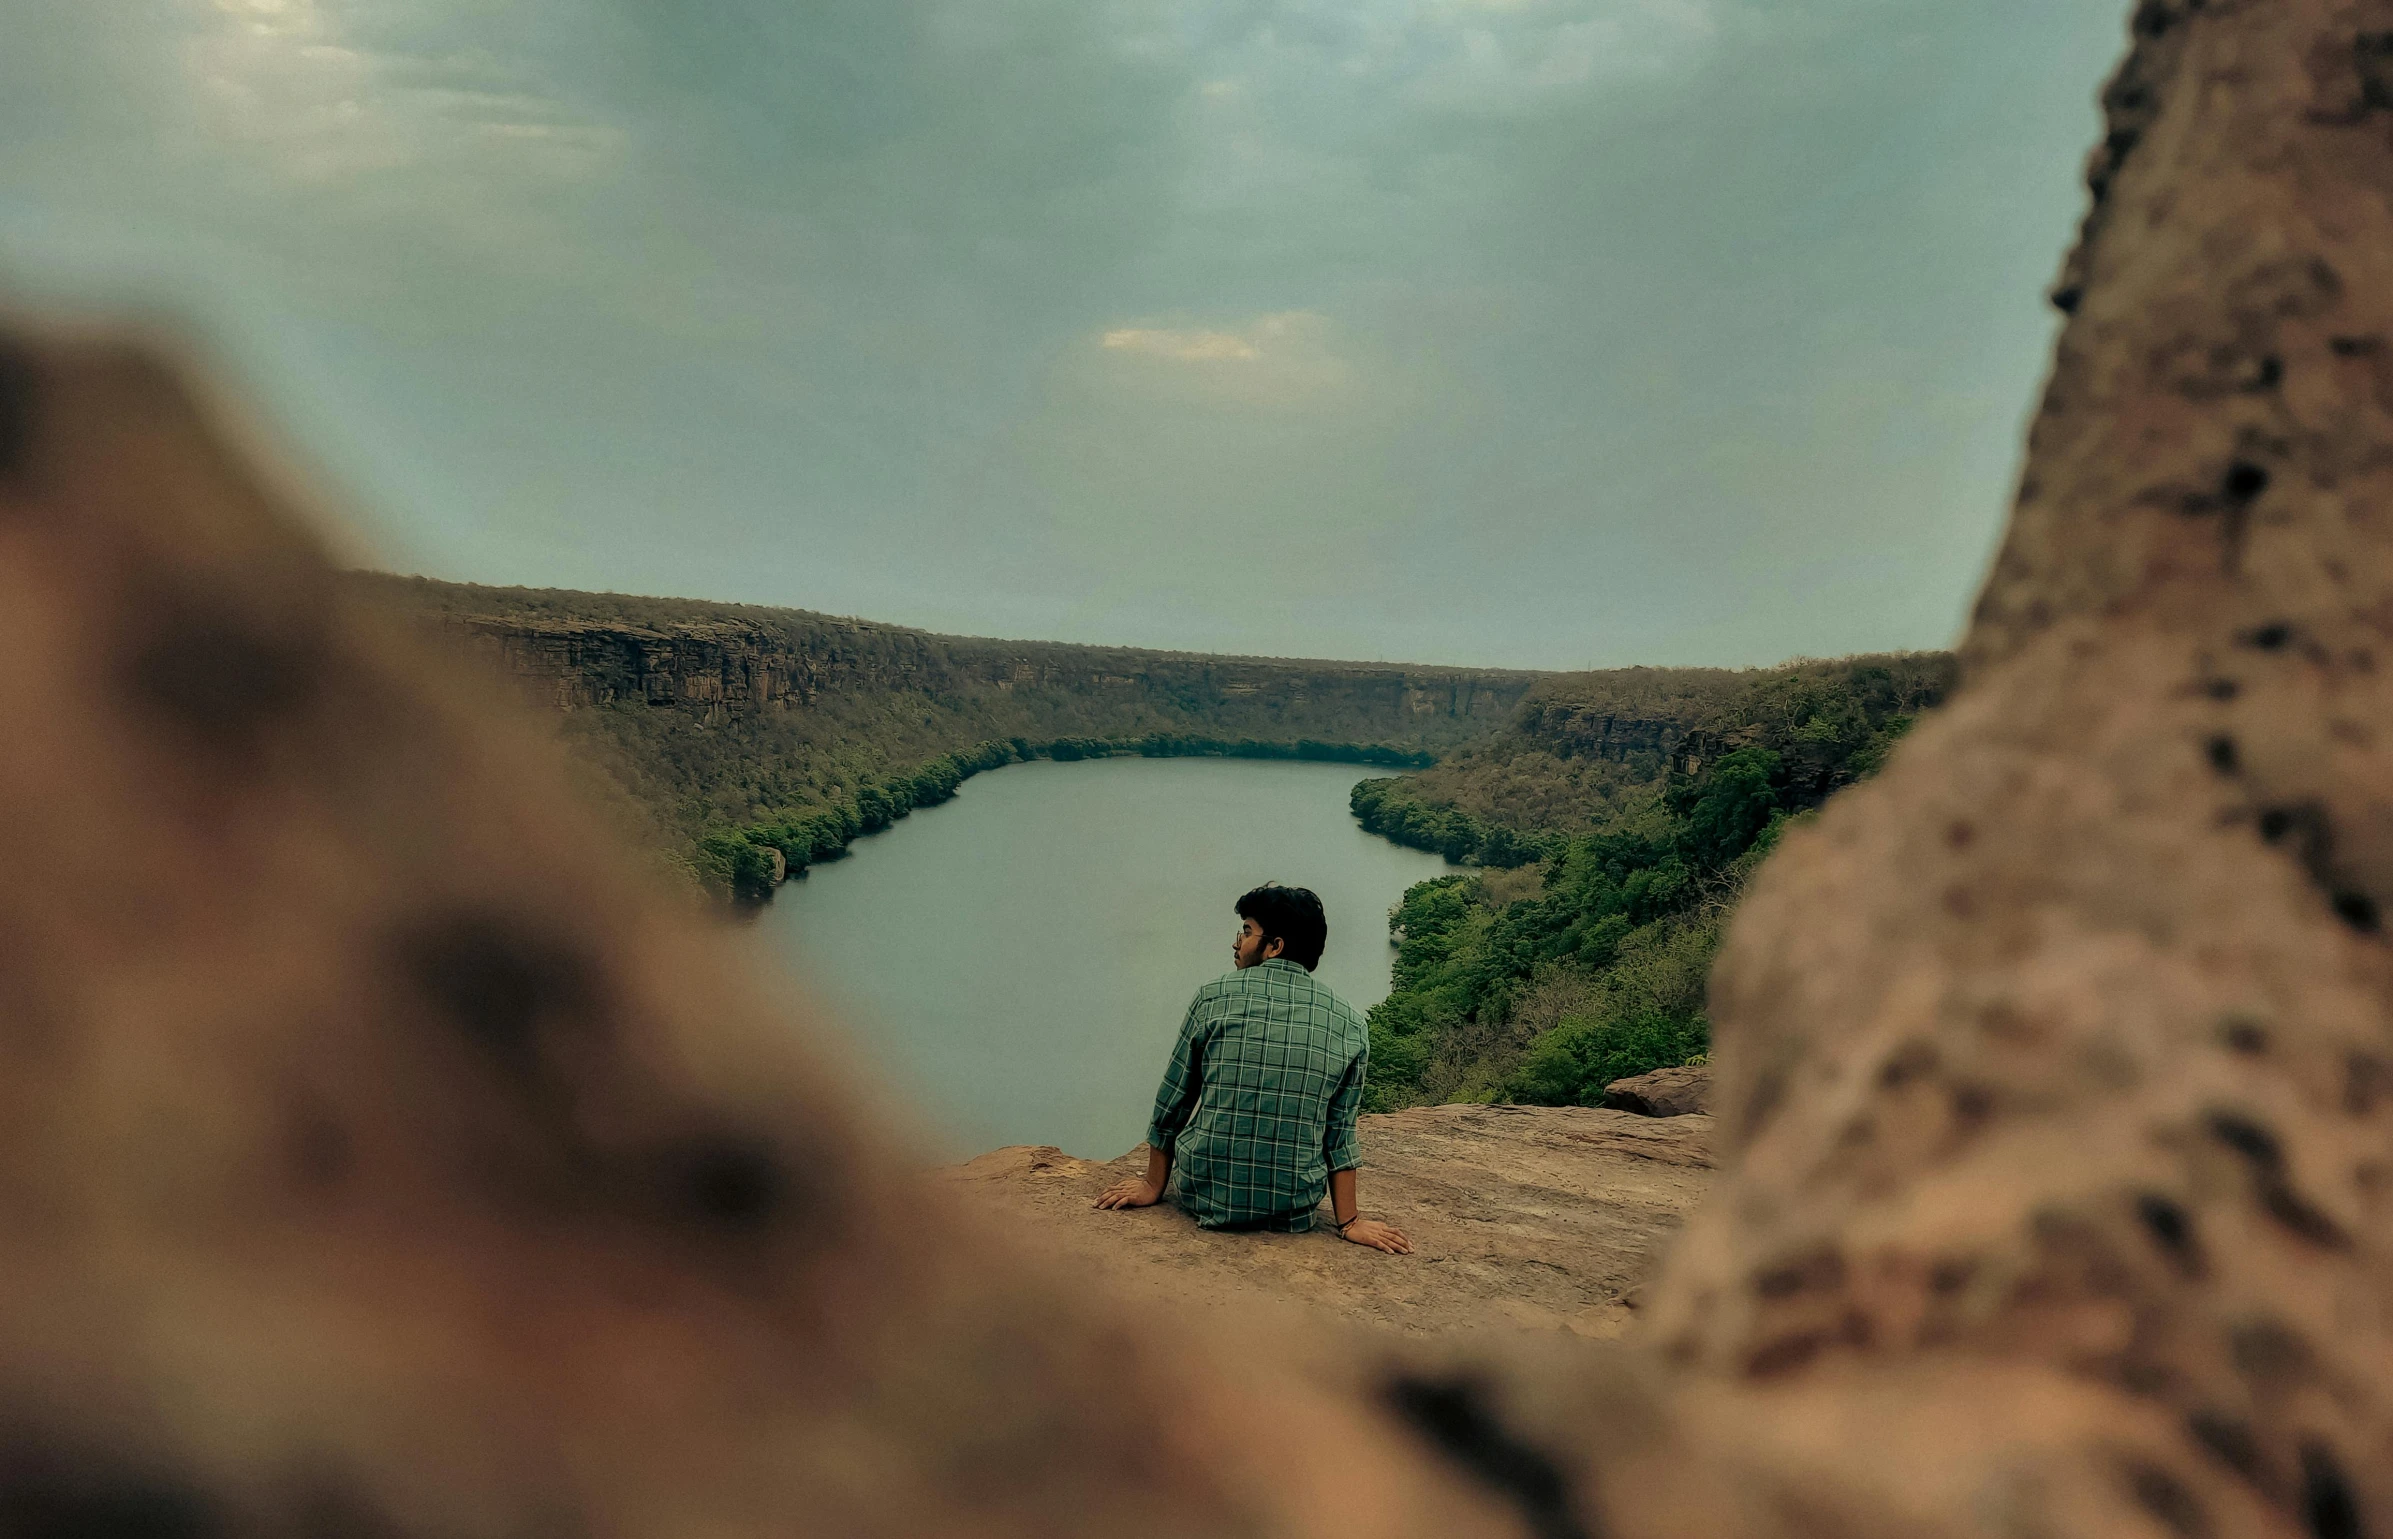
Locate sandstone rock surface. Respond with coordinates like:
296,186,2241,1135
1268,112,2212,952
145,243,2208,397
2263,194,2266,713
1632,4,2393,1534
1600,1064,1711,1117
948,1104,1715,1339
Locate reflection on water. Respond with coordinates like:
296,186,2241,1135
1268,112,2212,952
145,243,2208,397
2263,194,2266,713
756,757,1457,1159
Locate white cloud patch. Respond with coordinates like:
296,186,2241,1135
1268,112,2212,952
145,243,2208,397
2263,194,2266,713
177,0,619,198
1140,0,1720,115
1092,311,1354,402
1405,0,1720,114
1102,324,1260,362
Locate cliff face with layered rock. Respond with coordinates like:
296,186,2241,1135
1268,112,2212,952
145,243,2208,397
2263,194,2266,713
1510,652,1956,780
360,574,1535,738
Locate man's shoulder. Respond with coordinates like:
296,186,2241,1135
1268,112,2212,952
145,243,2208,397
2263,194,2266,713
1320,988,1368,1045
1200,965,1362,1025
1275,968,1368,1038
1190,971,1246,1004
1293,971,1362,1019
1279,964,1357,1010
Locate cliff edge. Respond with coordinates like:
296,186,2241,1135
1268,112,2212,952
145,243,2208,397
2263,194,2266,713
947,1103,1714,1338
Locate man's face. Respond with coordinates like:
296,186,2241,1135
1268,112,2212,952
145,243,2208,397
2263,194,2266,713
1233,917,1284,970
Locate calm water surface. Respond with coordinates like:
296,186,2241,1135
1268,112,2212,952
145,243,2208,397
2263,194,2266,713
758,757,1456,1159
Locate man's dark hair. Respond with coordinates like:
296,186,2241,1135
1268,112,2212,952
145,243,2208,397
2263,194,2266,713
1236,883,1327,971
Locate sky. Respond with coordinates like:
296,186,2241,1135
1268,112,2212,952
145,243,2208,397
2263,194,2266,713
0,1,2124,669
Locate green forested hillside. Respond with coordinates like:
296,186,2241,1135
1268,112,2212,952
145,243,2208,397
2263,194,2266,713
1357,653,1954,1110
357,575,1530,901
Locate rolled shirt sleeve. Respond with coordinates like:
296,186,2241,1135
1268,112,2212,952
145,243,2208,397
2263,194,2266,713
1323,1050,1365,1173
1144,990,1210,1154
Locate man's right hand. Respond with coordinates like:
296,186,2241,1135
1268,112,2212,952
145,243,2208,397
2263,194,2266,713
1339,1217,1413,1254
1094,1177,1162,1210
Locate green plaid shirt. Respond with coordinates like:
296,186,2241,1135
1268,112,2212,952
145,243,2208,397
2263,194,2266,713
1145,958,1369,1231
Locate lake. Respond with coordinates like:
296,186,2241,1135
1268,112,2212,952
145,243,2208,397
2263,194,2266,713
757,756,1457,1159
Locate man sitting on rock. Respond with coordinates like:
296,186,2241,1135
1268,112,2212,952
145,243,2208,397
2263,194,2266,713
1096,883,1412,1253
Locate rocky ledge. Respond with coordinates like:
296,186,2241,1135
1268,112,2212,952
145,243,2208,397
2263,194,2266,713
946,1103,1714,1338
1600,1064,1711,1118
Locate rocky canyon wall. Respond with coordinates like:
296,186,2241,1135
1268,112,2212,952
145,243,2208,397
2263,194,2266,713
358,574,1537,748
1511,652,1955,773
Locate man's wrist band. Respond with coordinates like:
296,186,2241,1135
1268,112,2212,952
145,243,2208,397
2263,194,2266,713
1334,1215,1358,1230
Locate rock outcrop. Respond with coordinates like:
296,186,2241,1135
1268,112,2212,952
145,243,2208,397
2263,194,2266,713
1632,5,2393,1535
949,1105,1715,1339
1601,1065,1711,1118
1510,654,1954,775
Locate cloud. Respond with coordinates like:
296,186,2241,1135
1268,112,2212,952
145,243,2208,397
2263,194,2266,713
1087,311,1359,410
1103,327,1261,362
1103,311,1345,365
178,0,620,193
1156,0,1721,117
1404,0,1720,113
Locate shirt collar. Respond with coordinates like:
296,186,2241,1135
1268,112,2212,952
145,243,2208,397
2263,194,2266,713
1253,957,1308,976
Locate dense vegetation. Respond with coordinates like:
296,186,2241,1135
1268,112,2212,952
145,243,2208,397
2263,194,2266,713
1349,779,1556,868
1357,654,1953,1111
